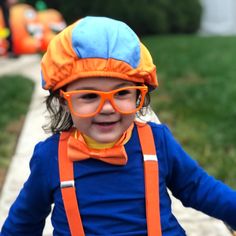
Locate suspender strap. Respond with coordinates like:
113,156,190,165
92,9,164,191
58,123,161,236
137,123,162,236
58,132,85,236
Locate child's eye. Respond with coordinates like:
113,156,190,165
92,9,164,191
77,93,99,100
116,89,132,97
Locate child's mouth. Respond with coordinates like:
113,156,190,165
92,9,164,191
95,121,117,126
93,121,120,131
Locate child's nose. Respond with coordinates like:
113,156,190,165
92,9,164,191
100,99,115,114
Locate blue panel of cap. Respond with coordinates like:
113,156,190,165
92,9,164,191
71,16,140,68
41,71,46,88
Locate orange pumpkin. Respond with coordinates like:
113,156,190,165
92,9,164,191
38,9,66,51
10,3,42,54
0,8,9,55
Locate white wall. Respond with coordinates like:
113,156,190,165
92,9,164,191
200,0,236,35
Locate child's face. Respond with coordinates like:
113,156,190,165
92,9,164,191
65,77,137,143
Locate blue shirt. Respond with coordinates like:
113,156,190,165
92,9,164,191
1,123,236,235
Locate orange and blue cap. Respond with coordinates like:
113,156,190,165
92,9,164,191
41,16,158,91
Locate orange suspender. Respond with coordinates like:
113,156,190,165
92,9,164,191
58,123,162,236
136,123,162,236
59,132,85,236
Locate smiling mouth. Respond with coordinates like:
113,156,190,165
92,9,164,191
94,121,119,126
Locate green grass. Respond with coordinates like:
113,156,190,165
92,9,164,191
0,75,34,168
143,35,236,188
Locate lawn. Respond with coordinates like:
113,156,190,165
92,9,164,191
143,35,236,188
0,75,34,189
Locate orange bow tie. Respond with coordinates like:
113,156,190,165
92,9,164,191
67,124,134,165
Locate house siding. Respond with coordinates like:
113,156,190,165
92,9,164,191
200,0,236,35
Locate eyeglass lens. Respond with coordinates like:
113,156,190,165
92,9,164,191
70,87,141,116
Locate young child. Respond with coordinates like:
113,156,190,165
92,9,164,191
1,16,236,236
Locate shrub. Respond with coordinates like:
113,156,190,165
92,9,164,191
166,0,202,33
22,0,202,35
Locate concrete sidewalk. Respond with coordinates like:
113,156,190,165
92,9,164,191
0,55,232,235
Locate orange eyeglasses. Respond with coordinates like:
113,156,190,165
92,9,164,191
60,85,148,118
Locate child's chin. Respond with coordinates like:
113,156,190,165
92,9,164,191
93,133,120,144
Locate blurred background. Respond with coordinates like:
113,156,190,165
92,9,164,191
1,0,236,55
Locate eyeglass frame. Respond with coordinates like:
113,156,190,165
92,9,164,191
60,85,148,118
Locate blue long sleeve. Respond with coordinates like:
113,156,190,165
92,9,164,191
1,142,53,235
158,124,236,230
